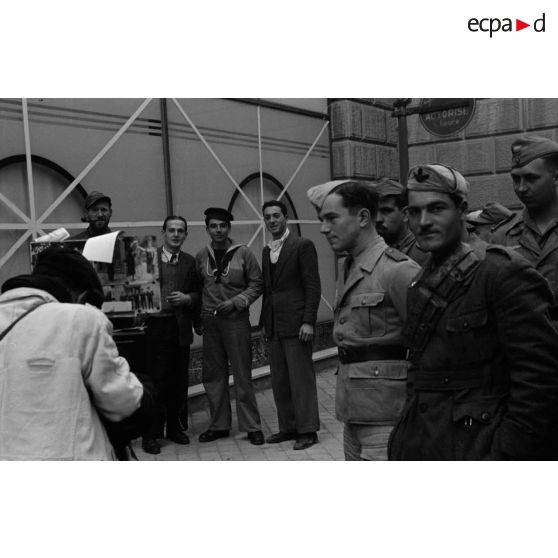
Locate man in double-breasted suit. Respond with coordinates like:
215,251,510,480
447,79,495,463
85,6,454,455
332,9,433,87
260,200,321,450
141,216,199,455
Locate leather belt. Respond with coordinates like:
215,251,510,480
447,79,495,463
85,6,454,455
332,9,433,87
338,345,407,364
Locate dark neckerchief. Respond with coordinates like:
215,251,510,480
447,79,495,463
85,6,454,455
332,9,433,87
208,245,241,284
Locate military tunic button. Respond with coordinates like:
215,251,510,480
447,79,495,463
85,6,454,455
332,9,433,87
374,369,379,376
361,299,366,305
338,334,344,341
481,412,490,422
339,318,346,324
443,377,449,383
463,321,469,328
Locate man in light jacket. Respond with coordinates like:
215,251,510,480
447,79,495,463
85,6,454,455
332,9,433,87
0,246,146,460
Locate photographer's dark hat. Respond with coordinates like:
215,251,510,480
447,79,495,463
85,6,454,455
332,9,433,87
33,246,104,307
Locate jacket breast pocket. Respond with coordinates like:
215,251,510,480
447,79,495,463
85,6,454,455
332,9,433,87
349,292,386,338
445,309,493,363
345,360,408,423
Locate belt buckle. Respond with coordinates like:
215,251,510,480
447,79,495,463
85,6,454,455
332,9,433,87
338,347,348,362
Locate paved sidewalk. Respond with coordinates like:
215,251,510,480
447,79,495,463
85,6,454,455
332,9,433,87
132,363,344,461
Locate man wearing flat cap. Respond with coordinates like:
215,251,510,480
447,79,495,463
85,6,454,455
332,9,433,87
491,136,558,306
388,163,558,460
0,246,152,460
194,207,265,445
307,179,420,460
373,177,429,266
70,190,113,239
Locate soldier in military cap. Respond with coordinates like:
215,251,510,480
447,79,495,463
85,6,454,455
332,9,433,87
194,207,265,445
388,163,558,460
373,177,429,266
71,191,113,239
307,179,420,460
466,202,515,242
491,136,558,305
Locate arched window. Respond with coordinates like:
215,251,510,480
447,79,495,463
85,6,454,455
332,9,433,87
228,172,301,250
0,155,87,284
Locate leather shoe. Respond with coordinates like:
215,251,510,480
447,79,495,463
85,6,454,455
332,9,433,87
293,433,318,450
198,429,229,443
266,431,297,444
141,438,161,454
247,430,265,445
167,431,190,445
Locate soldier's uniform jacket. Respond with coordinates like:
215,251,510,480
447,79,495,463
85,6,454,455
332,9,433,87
334,235,420,425
491,209,558,304
388,242,558,460
394,229,430,267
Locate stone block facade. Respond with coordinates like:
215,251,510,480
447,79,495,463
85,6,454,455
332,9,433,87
328,98,558,209
405,98,558,209
329,99,398,180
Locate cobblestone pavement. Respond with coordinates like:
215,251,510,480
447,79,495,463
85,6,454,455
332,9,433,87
132,364,344,461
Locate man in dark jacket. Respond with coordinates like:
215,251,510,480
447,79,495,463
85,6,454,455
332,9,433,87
141,216,199,455
260,200,321,450
388,163,558,460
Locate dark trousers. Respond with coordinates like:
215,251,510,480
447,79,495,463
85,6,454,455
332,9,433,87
269,335,320,434
201,313,261,432
144,316,190,439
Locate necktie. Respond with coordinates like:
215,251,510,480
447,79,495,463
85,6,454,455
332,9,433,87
170,253,178,264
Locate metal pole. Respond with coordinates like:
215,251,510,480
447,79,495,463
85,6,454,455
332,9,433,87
160,98,174,215
393,99,411,185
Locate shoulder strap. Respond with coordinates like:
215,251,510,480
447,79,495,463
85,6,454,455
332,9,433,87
403,250,481,361
0,304,44,343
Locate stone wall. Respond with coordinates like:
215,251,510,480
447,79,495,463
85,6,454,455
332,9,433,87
329,99,399,180
328,98,558,210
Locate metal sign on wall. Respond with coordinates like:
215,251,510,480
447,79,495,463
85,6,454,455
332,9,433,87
419,98,475,137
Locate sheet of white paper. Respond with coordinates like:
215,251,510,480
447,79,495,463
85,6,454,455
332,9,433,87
82,231,121,263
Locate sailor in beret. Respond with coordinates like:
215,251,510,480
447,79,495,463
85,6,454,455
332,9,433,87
491,135,558,305
194,205,264,445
